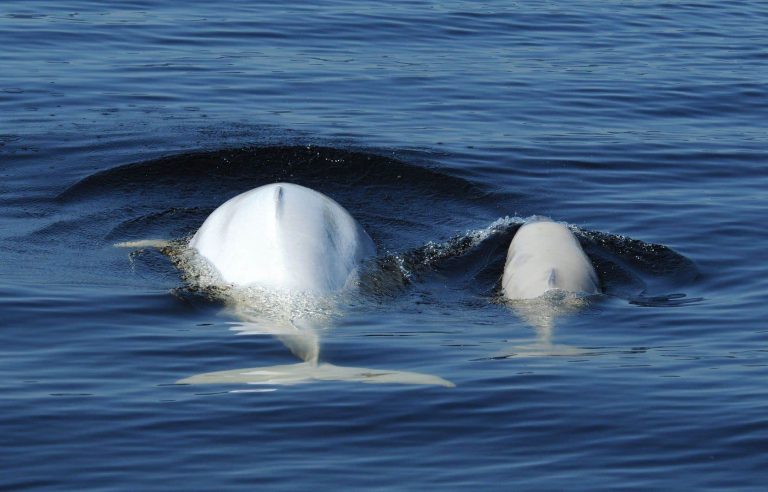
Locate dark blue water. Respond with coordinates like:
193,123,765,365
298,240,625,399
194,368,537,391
2,1,767,490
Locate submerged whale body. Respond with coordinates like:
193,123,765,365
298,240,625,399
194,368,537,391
502,217,599,300
179,182,452,387
190,182,376,293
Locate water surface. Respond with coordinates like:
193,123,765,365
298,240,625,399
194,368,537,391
2,1,767,490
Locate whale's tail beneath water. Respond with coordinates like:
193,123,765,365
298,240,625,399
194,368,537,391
213,317,453,387
178,318,454,387
177,362,454,387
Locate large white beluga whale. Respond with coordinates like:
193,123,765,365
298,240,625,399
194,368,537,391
189,182,374,294
158,182,452,387
499,216,601,357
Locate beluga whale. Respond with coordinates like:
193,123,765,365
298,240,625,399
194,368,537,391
141,182,452,387
189,181,375,294
502,217,599,300
499,216,601,357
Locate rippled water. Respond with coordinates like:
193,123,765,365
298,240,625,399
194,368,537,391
2,1,767,490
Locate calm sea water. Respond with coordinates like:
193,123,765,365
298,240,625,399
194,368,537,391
2,1,767,490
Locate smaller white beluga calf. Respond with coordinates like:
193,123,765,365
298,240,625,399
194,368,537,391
500,217,600,357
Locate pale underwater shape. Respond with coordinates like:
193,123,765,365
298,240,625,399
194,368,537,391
177,362,454,387
500,290,598,358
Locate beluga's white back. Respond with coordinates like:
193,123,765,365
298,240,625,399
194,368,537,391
502,217,599,300
189,182,376,294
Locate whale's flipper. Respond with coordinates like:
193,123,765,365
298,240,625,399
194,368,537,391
114,239,171,249
177,362,454,387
